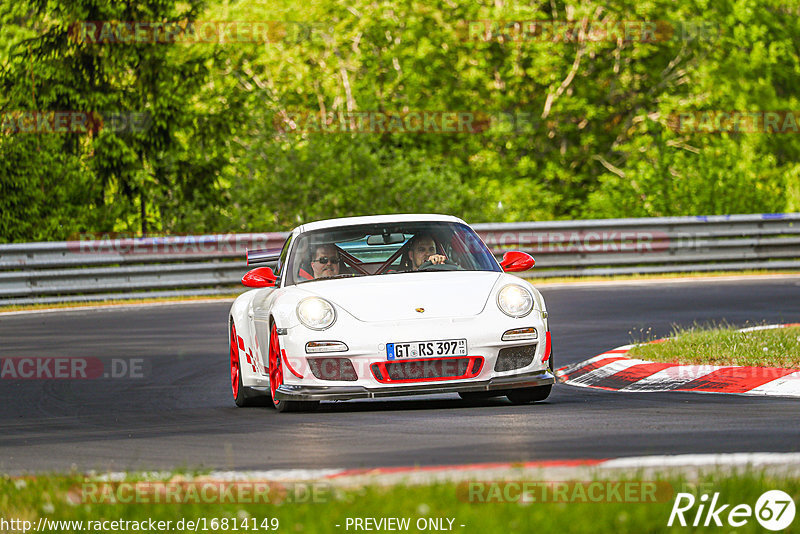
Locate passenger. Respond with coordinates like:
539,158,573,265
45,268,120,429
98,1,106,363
308,243,341,279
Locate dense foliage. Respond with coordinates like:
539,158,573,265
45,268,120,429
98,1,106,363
1,0,798,241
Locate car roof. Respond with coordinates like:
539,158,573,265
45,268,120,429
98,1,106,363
295,214,467,234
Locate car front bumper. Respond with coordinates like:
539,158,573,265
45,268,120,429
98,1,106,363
270,368,555,401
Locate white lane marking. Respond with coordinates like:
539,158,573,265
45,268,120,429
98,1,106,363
89,453,800,485
602,452,800,469
93,471,174,481
205,469,346,481
93,468,346,482
738,324,798,332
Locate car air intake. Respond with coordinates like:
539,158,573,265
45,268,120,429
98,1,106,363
494,344,537,372
308,358,358,381
370,356,483,383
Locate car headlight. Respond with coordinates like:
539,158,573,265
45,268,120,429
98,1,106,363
497,285,534,318
297,297,336,330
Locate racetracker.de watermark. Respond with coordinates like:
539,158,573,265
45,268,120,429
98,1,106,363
66,233,285,256
0,358,147,380
281,109,780,137
461,19,721,43
458,481,674,503
478,230,675,253
0,111,150,135
275,111,491,134
274,110,575,135
68,21,327,45
75,481,332,504
668,111,800,134
261,354,798,383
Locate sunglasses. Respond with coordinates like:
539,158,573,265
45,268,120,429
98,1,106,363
313,256,340,265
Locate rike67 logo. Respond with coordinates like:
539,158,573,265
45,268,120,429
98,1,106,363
668,490,795,530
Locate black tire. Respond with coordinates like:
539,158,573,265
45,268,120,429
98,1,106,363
506,342,554,405
235,369,272,407
506,385,552,404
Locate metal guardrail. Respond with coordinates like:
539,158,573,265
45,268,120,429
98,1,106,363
0,213,798,306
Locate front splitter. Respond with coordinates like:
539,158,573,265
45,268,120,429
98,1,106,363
272,369,555,401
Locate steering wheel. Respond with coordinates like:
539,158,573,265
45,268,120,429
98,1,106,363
417,259,462,271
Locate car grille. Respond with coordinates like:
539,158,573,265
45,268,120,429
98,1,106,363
308,358,358,381
494,344,537,372
371,356,483,384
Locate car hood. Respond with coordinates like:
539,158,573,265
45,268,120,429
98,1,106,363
297,271,503,322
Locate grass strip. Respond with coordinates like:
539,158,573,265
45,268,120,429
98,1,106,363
627,324,800,368
1,471,798,533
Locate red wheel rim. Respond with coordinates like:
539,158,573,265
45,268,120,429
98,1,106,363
230,324,240,399
269,324,283,405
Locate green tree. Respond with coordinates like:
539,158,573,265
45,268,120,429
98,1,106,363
2,0,799,241
0,0,241,242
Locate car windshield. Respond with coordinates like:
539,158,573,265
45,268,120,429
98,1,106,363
285,221,500,285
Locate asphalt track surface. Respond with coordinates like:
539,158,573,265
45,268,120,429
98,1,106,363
1,277,799,474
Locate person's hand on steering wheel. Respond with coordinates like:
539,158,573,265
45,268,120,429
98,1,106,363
417,256,462,271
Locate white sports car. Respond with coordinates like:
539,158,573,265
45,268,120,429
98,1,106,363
228,214,554,412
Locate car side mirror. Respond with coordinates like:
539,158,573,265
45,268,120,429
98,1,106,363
499,251,535,272
242,267,278,288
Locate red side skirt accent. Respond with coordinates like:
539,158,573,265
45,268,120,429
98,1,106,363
282,349,304,378
542,331,552,362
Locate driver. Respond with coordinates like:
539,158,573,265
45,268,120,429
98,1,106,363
406,233,447,270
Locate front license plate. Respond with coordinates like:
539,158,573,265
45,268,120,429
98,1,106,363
386,339,467,360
